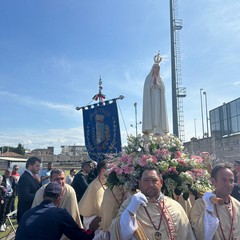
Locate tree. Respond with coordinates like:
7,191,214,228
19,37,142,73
14,143,25,155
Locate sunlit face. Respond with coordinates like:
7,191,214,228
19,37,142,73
48,163,53,171
51,172,65,187
83,164,92,174
138,170,162,200
29,161,41,175
4,170,11,178
212,168,234,197
13,166,19,172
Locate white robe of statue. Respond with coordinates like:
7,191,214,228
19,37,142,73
142,63,169,135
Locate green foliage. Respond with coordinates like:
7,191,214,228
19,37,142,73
1,143,25,155
15,143,25,155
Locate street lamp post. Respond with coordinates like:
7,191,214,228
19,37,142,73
200,89,205,138
130,102,141,137
194,118,197,138
203,91,209,137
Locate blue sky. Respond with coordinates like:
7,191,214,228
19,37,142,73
0,0,240,154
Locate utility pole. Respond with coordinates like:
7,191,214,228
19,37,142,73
194,119,197,138
130,102,141,138
203,91,209,137
170,0,178,137
200,88,205,138
169,0,185,141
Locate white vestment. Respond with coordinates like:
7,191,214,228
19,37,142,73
190,196,240,240
110,194,195,240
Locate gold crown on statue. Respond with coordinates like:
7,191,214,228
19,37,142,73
154,52,162,64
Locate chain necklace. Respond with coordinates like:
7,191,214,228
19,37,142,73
98,177,106,190
215,197,234,240
143,200,164,231
111,187,126,207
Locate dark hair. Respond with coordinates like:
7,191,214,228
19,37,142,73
70,169,75,174
97,160,107,175
211,163,233,179
139,165,161,180
234,161,240,166
50,169,64,178
26,157,41,169
82,160,92,167
48,162,53,166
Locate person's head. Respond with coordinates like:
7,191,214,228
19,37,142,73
237,172,240,186
138,166,162,200
50,169,65,187
97,160,107,177
70,169,76,177
26,156,41,174
47,162,53,171
211,164,234,198
152,63,160,76
91,161,97,169
82,160,92,174
4,168,12,178
234,160,240,174
43,181,62,205
13,165,19,172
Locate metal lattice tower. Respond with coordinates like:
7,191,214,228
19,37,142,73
170,0,186,142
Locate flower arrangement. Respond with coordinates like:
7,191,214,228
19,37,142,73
106,133,213,200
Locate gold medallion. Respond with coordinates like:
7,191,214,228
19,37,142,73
154,231,162,240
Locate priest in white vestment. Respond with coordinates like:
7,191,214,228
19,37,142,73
190,164,240,240
109,165,195,240
79,160,107,230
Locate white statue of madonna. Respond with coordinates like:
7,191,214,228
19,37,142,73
142,53,169,135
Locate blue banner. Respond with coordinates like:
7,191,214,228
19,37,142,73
83,100,122,162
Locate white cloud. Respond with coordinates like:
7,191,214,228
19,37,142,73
0,127,132,155
0,90,76,115
0,127,85,155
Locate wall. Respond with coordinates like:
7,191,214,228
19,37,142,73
184,133,240,164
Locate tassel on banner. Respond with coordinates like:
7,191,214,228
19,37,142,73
92,93,106,102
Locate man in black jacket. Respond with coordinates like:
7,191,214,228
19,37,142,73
16,182,99,240
71,160,92,202
17,156,42,223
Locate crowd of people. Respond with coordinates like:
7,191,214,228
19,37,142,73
1,156,240,239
